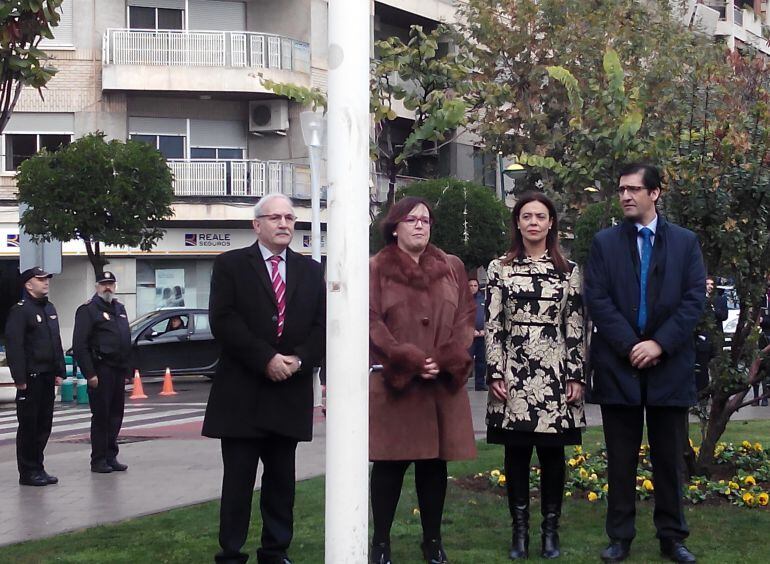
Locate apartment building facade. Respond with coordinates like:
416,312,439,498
0,0,480,343
691,0,770,54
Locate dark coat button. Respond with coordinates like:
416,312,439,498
421,317,429,326
271,315,278,322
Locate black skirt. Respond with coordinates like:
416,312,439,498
487,427,582,447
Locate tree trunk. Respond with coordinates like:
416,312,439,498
697,391,731,469
83,238,106,278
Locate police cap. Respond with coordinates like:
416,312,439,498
20,267,53,284
96,271,117,284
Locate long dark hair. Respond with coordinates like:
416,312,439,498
503,191,569,274
380,196,434,245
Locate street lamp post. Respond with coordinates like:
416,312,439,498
326,0,370,561
300,110,326,408
299,110,326,264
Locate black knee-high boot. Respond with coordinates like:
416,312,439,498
538,446,566,559
505,446,533,559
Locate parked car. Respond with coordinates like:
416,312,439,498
0,354,15,404
129,308,219,378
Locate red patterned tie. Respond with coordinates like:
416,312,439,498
269,255,286,337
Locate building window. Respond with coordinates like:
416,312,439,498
39,0,74,48
3,133,72,172
190,147,244,160
130,134,185,159
129,6,184,30
473,147,497,189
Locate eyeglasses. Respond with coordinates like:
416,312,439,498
616,185,647,196
401,215,433,226
257,213,297,223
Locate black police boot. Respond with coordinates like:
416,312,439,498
91,461,114,473
539,458,564,559
19,472,48,486
421,538,448,564
40,470,59,484
371,541,392,564
108,459,128,471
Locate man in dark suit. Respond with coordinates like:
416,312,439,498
202,193,325,564
585,163,705,564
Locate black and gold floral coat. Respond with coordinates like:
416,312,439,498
485,255,586,434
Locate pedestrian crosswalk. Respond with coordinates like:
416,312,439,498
0,402,207,444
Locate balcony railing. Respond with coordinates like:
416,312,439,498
103,28,310,73
168,159,311,198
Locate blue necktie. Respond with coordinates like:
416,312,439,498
637,227,653,333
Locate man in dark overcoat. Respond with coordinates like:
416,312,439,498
585,163,705,564
202,193,325,564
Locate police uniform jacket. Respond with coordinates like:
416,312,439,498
72,295,132,378
5,294,65,385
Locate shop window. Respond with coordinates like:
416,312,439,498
3,133,71,172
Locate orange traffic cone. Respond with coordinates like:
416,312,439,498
159,367,178,396
129,369,148,400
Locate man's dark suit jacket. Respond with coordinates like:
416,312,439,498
202,243,325,441
585,216,706,407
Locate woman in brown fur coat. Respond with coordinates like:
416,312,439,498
369,196,477,564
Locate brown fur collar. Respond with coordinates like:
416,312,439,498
375,244,453,289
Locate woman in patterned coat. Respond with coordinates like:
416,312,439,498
369,196,477,564
485,191,586,560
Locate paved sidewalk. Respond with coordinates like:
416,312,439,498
2,389,770,546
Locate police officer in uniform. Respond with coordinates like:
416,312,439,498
5,267,65,486
72,271,132,473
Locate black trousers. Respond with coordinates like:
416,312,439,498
16,371,55,476
87,363,127,465
469,337,486,388
370,459,448,545
601,404,689,542
216,435,299,564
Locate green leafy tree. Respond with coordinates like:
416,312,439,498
571,199,623,266
459,0,720,225
661,52,770,469
372,24,472,204
517,49,648,230
16,132,175,276
0,0,63,134
371,178,509,269
264,24,473,206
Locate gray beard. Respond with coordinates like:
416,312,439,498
98,291,114,303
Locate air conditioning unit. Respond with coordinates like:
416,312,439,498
249,100,289,133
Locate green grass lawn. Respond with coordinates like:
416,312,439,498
3,421,770,563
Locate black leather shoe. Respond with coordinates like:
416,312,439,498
371,541,392,564
40,471,58,484
19,472,48,486
660,540,696,563
91,461,114,473
600,539,631,562
421,539,448,564
108,459,128,471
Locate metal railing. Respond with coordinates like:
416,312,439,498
168,159,311,198
103,28,310,73
734,5,744,26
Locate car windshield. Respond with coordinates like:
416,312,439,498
129,311,157,330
